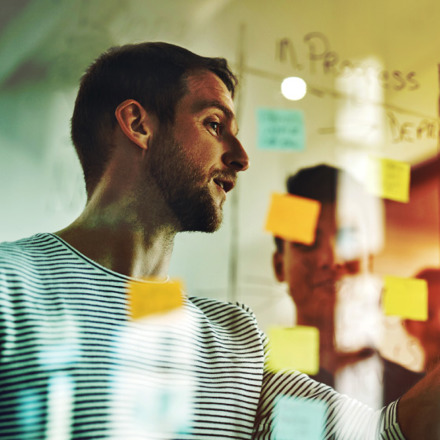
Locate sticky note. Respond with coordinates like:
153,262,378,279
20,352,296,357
18,388,44,434
132,385,192,435
367,156,410,203
257,108,305,151
265,193,321,244
268,326,319,374
383,276,428,321
274,395,326,440
128,279,184,320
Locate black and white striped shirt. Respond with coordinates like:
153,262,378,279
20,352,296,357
0,233,405,439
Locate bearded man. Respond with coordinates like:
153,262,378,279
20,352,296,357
0,42,439,439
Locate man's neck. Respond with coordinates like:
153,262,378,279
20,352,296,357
56,223,175,279
55,180,178,280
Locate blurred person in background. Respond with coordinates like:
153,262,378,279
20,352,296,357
272,164,423,408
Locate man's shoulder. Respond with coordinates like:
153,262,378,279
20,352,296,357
0,235,33,260
188,296,256,320
188,296,262,334
187,296,265,357
0,233,53,271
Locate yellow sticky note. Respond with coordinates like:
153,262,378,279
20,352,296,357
268,326,319,374
367,157,410,203
128,279,184,320
383,276,428,321
265,193,321,244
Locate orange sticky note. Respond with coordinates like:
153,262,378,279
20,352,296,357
267,326,319,374
128,279,184,320
383,276,428,321
367,157,410,203
265,193,321,244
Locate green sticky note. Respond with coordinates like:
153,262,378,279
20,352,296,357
264,193,321,245
268,326,319,374
383,276,428,321
274,396,327,440
257,108,305,151
367,156,411,203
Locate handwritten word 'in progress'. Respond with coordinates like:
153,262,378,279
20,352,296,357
276,32,420,92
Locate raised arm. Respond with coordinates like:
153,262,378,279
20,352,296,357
253,369,405,439
397,362,440,439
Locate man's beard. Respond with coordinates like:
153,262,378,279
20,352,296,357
148,127,224,233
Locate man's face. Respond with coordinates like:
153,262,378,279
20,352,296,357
148,70,249,232
273,203,358,328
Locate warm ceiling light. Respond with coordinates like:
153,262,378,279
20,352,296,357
281,76,307,101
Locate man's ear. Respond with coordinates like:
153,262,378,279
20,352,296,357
115,99,154,150
273,250,285,282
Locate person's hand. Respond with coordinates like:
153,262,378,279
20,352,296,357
397,362,440,439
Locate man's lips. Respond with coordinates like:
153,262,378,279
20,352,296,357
212,174,236,194
313,279,336,289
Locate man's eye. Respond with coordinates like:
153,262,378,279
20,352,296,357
207,121,221,135
292,241,317,252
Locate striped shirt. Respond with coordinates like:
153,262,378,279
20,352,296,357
0,233,405,439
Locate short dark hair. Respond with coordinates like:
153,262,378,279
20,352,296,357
274,164,340,252
71,42,238,196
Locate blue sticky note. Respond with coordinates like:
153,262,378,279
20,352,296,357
257,108,305,151
274,395,327,440
18,388,44,435
132,385,192,436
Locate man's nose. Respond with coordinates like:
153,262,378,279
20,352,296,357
222,137,250,172
317,239,336,269
317,239,351,276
